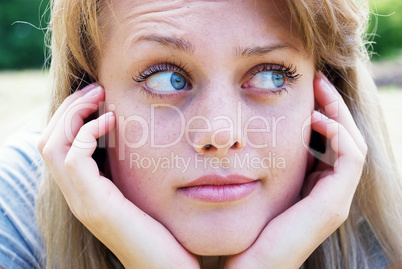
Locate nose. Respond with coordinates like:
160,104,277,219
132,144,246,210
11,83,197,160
187,88,246,157
194,140,245,157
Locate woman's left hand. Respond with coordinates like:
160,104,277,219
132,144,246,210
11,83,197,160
38,85,200,269
223,72,368,268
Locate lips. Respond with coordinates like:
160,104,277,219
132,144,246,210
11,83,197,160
178,174,259,203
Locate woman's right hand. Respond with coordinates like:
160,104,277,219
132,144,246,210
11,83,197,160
224,72,368,269
38,83,200,269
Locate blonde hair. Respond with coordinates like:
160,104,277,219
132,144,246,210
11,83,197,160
36,0,402,268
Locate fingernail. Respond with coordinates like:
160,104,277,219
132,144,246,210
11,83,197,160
318,71,332,83
319,77,333,94
98,111,114,121
313,110,329,120
84,86,103,97
81,83,99,93
317,71,325,78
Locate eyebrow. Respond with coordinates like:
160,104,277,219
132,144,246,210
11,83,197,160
136,35,195,54
135,35,299,57
235,44,300,58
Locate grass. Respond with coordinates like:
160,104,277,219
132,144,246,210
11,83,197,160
0,70,401,172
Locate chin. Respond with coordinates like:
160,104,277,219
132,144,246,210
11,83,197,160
170,210,269,256
184,235,257,256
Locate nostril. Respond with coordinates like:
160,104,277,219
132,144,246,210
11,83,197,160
198,141,243,154
203,142,239,151
203,144,213,150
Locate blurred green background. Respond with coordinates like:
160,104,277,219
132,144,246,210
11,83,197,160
367,0,402,60
1,0,402,69
0,0,50,70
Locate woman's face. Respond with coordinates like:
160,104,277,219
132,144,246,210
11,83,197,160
99,0,314,256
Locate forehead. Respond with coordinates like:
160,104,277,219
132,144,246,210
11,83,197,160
104,0,303,53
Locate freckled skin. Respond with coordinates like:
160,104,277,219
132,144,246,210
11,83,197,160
99,0,314,256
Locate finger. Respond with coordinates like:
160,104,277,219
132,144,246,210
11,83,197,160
45,86,104,154
306,112,337,168
66,111,115,197
230,190,347,268
314,72,367,154
309,111,364,217
311,110,365,177
38,83,99,152
41,87,105,196
64,113,199,268
55,111,116,220
227,112,365,268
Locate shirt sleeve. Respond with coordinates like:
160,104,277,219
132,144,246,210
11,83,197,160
0,132,45,269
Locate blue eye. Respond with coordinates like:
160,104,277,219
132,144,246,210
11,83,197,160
246,71,285,90
272,73,285,88
146,72,187,92
170,73,186,90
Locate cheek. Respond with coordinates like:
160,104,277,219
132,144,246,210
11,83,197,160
108,103,151,161
150,106,187,147
250,95,313,202
105,101,188,208
273,100,313,174
275,112,311,154
104,96,155,203
246,102,312,157
113,104,187,150
257,117,310,213
273,115,311,180
244,113,285,149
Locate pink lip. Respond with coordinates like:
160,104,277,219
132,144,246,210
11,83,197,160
178,174,259,203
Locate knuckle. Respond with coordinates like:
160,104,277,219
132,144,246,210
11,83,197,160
360,142,368,157
79,121,92,133
64,151,78,171
41,144,54,163
69,205,83,220
352,150,366,167
37,137,47,154
64,91,81,103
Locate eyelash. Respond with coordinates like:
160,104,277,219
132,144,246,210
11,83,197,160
250,62,300,84
245,62,301,96
132,61,191,99
132,61,300,99
133,61,191,83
